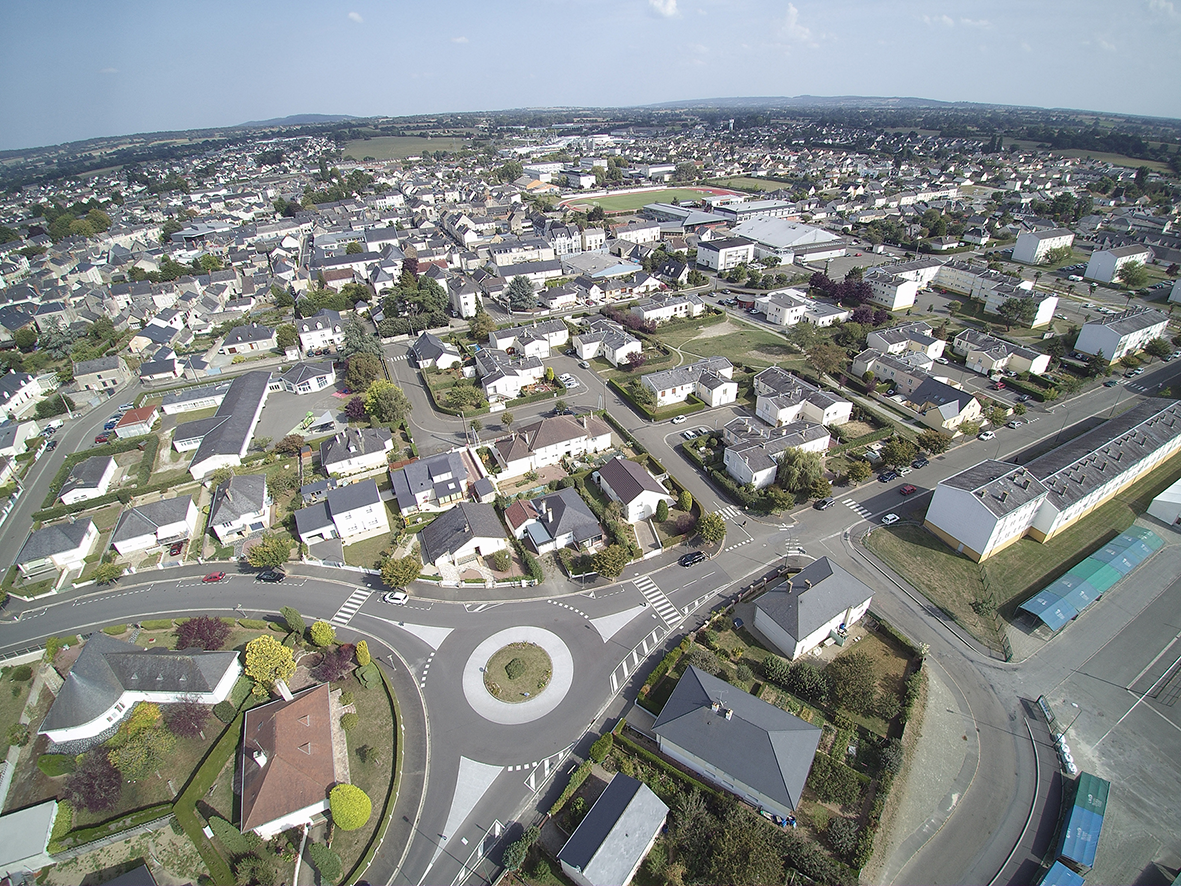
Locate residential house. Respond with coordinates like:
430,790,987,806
763,289,809,327
0,419,40,457
218,324,276,355
953,329,1052,376
73,355,131,392
293,478,389,545
0,370,43,418
417,501,509,566
596,456,675,522
722,416,830,489
138,346,185,382
390,449,471,514
59,456,117,505
476,348,545,400
629,294,705,325
866,322,946,361
1074,308,1169,363
863,268,920,311
573,319,642,367
319,427,394,477
641,357,737,408
493,414,614,477
16,518,99,578
557,774,668,886
280,361,336,394
409,332,462,369
297,309,346,354
695,237,755,271
208,474,272,544
652,666,821,817
753,367,853,428
240,683,347,838
505,487,603,554
110,496,199,556
113,405,159,438
904,377,983,434
753,557,874,660
489,319,570,358
39,632,240,746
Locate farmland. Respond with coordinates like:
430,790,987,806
343,136,468,161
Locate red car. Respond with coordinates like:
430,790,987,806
94,433,110,444
169,541,185,556
899,484,918,496
202,572,227,583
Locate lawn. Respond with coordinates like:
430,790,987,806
561,188,732,214
707,176,790,192
680,329,796,367
484,642,553,702
342,136,467,161
343,512,400,569
0,665,35,754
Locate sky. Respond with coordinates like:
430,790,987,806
2,0,1180,151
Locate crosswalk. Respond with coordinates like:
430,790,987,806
389,354,409,363
723,538,753,553
329,588,372,628
715,505,742,522
633,575,680,627
1126,383,1151,392
843,498,873,519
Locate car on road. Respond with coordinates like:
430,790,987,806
934,356,949,364
382,590,409,605
1007,420,1023,429
256,569,285,582
814,497,835,510
990,380,1006,391
1104,379,1119,387
169,541,185,556
578,360,590,369
1016,394,1031,402
978,430,996,441
881,513,900,525
877,470,898,483
671,415,687,424
1131,366,1144,375
202,572,227,583
119,403,135,411
911,457,929,469
679,551,707,567
899,484,917,496
46,440,58,451
94,433,110,444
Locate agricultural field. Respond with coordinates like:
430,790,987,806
561,186,737,214
343,136,467,161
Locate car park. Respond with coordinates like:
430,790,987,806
679,551,706,567
899,484,917,495
978,430,995,441
878,470,898,483
911,457,929,469
671,415,687,424
202,572,227,583
382,590,409,605
881,513,900,525
814,497,835,510
256,569,285,582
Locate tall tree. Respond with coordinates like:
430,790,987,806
364,380,412,424
506,276,537,312
341,315,383,358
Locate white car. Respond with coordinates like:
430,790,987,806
671,415,688,424
881,513,900,525
382,591,409,605
978,430,996,441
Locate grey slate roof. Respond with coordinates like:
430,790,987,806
390,450,468,511
73,355,123,376
222,324,274,347
209,474,269,527
111,497,194,546
597,457,668,506
281,360,335,386
326,477,382,514
180,370,271,469
16,519,95,565
532,486,602,546
755,557,874,645
418,502,507,564
938,459,1049,516
40,633,238,735
558,774,668,886
320,427,392,471
653,666,821,812
293,501,334,538
59,456,114,499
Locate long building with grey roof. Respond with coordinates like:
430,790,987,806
926,399,1181,560
173,370,271,479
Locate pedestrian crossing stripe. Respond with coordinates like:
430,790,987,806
633,577,679,627
329,588,371,627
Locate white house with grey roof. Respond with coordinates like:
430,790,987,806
208,474,272,543
319,426,393,477
1074,307,1169,363
175,370,271,479
297,309,345,354
953,329,1051,376
59,458,116,505
1012,228,1075,265
572,319,642,367
417,501,509,566
1085,245,1153,284
722,416,831,490
73,355,131,391
753,557,874,660
16,519,99,578
39,633,240,747
629,294,705,326
652,666,821,817
390,449,471,514
293,478,389,545
558,774,668,886
504,486,604,554
476,348,545,399
596,456,675,522
111,496,199,556
409,331,462,369
489,318,570,357
280,360,335,394
754,366,853,428
641,357,737,408
218,323,276,355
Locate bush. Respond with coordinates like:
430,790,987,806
234,854,276,885
308,843,343,885
141,619,174,630
827,817,861,860
736,662,754,683
340,691,355,706
762,654,791,687
589,733,614,763
280,605,305,635
788,660,832,706
505,657,525,680
164,698,210,738
491,549,511,572
102,624,127,636
549,759,593,816
329,784,372,830
686,645,722,676
313,644,356,683
65,750,122,813
175,615,230,651
7,723,29,747
8,664,32,682
309,620,336,647
209,815,262,858
213,701,237,723
807,755,863,808
354,640,370,667
38,753,75,777
340,712,358,732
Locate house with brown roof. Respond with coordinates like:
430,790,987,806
596,456,675,522
240,683,349,838
493,414,613,477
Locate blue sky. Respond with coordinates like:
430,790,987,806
2,0,1179,151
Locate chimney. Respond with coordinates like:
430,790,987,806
252,748,268,769
711,701,722,713
275,679,294,701
804,579,812,588
724,708,733,721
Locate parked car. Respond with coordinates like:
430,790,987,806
681,429,698,439
119,403,135,411
978,430,996,441
814,497,836,510
169,541,185,556
1016,394,1031,402
679,551,707,567
990,380,1006,391
45,440,58,451
202,572,227,583
878,470,898,483
94,433,110,444
1104,379,1119,387
1007,420,1023,429
382,590,409,605
256,570,285,582
899,484,918,496
881,513,901,525
671,415,687,424
911,457,929,469
578,360,590,369
103,420,119,431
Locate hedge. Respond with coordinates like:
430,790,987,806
549,759,593,816
51,803,174,852
807,754,866,808
641,638,691,697
612,730,726,799
599,411,646,455
172,712,242,885
140,619,174,630
42,435,160,509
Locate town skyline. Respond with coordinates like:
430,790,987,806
3,0,1180,151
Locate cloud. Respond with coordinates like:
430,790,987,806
451,35,469,43
347,11,363,23
98,67,118,75
1098,38,1117,51
1020,41,1032,52
648,0,678,17
781,3,816,46
960,17,991,28
1148,0,1179,18
922,13,955,26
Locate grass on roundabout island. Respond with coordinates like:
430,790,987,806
484,642,552,703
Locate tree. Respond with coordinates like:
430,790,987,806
364,380,412,424
355,640,371,666
66,750,122,813
827,817,860,859
673,162,698,182
208,466,234,488
235,855,276,886
916,429,952,454
275,323,297,350
1144,337,1171,362
310,620,336,647
775,449,824,495
345,395,367,421
314,644,356,682
164,697,210,738
827,650,877,715
246,533,292,568
341,315,383,358
329,784,372,830
381,553,421,588
593,544,631,579
697,512,726,544
506,276,537,312
272,434,305,458
1117,261,1149,290
881,435,918,467
245,635,296,687
13,327,37,352
469,418,482,442
175,616,230,651
345,240,364,255
678,490,693,512
626,351,647,371
847,460,873,483
110,726,176,778
93,562,124,585
808,343,847,376
345,353,383,390
997,297,1037,330
500,411,514,431
655,500,670,522
706,806,785,886
308,843,343,885
469,309,496,342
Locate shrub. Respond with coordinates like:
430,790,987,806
175,615,230,651
787,660,832,705
234,854,276,885
655,500,669,522
213,701,237,723
314,644,356,683
8,664,32,682
762,654,791,687
491,549,511,571
807,755,863,808
827,651,876,716
164,698,210,738
827,817,860,860
686,645,722,676
505,657,525,680
141,619,174,630
354,640,370,667
339,691,355,706
329,784,372,830
308,843,343,885
5,722,28,747
65,750,122,813
38,754,76,777
736,662,754,683
589,733,614,763
340,712,358,732
209,815,262,858
309,620,336,647
280,605,305,635
878,737,904,776
101,624,127,636
549,759,593,816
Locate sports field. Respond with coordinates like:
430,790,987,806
707,176,789,192
561,186,737,214
343,136,467,161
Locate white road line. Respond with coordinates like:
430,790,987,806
329,588,371,627
633,577,679,627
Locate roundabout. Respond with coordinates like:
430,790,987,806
461,626,573,724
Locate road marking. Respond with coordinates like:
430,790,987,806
843,498,872,519
716,505,742,522
419,651,436,689
524,745,573,790
633,575,679,627
724,538,753,552
329,588,371,627
548,599,588,619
